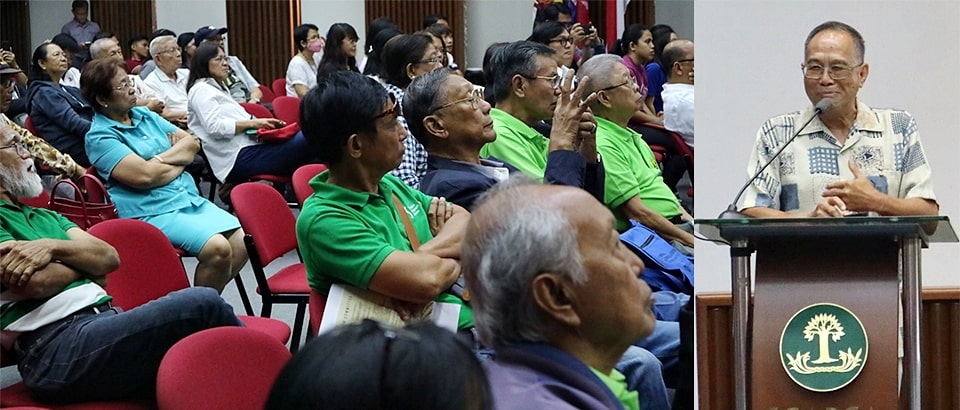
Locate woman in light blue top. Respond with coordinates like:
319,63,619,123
82,58,246,293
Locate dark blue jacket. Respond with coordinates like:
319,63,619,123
27,80,93,166
419,151,604,210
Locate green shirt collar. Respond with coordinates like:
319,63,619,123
308,170,395,208
590,367,640,410
490,108,547,142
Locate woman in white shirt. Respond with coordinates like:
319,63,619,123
187,43,316,183
285,24,324,97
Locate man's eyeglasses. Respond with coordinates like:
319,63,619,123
159,47,182,56
431,88,484,113
522,73,562,89
549,37,573,47
675,58,694,65
112,80,132,91
801,63,863,80
375,93,401,120
597,77,637,93
0,140,29,157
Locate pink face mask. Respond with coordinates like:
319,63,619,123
306,38,325,53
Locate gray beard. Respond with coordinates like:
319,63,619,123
0,163,43,199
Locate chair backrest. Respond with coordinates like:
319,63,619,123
257,84,276,104
23,116,37,136
240,102,274,119
308,289,327,336
156,326,291,410
231,182,298,266
271,96,301,125
291,163,328,207
271,78,287,99
88,219,191,310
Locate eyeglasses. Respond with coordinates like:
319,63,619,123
0,140,29,157
375,93,401,120
597,77,637,93
112,79,132,91
801,62,863,80
549,37,573,47
522,73,562,89
415,56,443,65
159,47,182,56
432,87,484,113
675,58,694,65
212,55,229,63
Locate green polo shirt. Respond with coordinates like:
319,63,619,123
295,171,473,330
590,368,640,410
595,117,682,232
481,108,549,179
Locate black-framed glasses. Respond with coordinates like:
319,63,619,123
522,73,562,89
0,140,29,157
374,92,401,120
549,37,573,47
801,62,863,80
431,87,484,113
597,77,637,93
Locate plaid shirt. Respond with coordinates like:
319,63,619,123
382,83,428,189
3,114,85,180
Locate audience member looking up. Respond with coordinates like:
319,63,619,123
380,33,444,189
316,23,360,81
60,0,99,66
285,23,324,98
462,179,659,410
296,71,475,342
49,33,82,87
576,54,694,252
0,119,243,403
265,320,492,410
405,68,600,210
195,25,264,104
82,58,248,292
186,43,315,184
26,42,93,166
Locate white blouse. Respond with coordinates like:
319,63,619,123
285,53,322,97
187,77,259,182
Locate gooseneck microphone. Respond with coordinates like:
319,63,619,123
718,98,833,219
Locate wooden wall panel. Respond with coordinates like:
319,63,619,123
0,0,31,70
696,289,960,410
90,0,156,55
225,0,300,86
364,0,464,68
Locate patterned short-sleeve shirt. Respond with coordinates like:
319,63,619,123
738,101,937,213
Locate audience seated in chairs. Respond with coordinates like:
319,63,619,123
265,320,491,410
25,42,93,166
380,33,445,188
463,178,668,409
404,68,600,210
285,23,324,98
1,62,86,183
142,35,191,127
0,120,243,404
315,22,360,82
186,42,316,185
194,25,265,104
81,58,247,293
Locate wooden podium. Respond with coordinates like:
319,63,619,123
697,216,957,410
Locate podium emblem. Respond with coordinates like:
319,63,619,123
779,303,869,392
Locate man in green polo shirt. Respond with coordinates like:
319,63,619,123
296,71,473,332
480,41,599,181
577,55,694,252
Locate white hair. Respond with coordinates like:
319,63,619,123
89,37,116,60
149,35,176,58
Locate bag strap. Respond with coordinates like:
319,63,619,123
391,193,420,251
50,178,84,202
80,174,111,204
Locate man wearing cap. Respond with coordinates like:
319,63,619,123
194,26,264,104
1,63,85,182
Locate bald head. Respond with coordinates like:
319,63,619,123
662,39,694,84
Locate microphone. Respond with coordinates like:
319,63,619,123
718,98,833,219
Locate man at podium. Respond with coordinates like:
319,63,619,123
737,21,939,218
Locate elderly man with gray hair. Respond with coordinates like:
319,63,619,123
463,178,669,410
142,35,189,127
577,54,694,253
88,37,178,123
